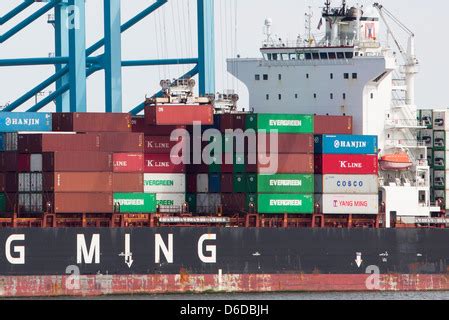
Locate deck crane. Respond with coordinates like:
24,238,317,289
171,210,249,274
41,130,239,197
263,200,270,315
373,3,419,106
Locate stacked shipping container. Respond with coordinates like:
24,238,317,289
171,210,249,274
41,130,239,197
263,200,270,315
314,135,379,215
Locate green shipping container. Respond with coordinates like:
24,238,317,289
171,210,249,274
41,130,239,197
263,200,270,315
246,193,257,211
234,174,257,193
0,194,5,212
186,193,197,213
113,193,156,213
257,174,314,193
257,194,314,214
251,114,314,134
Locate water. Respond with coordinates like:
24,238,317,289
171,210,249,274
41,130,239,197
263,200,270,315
51,291,449,300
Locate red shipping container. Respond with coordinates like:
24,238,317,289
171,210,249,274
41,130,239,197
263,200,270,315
220,113,246,132
42,152,112,172
0,173,19,192
98,132,144,152
18,134,101,153
49,193,113,213
0,152,18,172
132,116,186,135
17,154,31,172
314,115,353,134
113,173,143,192
145,105,214,126
52,112,131,132
257,133,314,154
220,174,234,193
113,153,144,173
186,174,197,193
314,154,378,174
221,194,246,214
257,154,314,174
144,154,185,173
144,136,183,154
44,172,113,192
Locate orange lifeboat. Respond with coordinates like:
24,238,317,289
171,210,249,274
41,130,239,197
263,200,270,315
379,152,413,171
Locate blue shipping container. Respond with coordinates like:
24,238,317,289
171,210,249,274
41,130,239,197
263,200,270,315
208,174,221,193
0,112,52,132
0,134,4,151
314,134,378,155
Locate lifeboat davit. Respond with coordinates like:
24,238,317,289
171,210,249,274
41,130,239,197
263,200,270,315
379,152,413,171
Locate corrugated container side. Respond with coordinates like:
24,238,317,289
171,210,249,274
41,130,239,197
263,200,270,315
42,151,112,172
113,193,156,213
145,105,214,126
258,154,314,174
17,154,30,172
208,174,221,193
99,132,144,152
317,194,379,214
112,153,144,172
315,174,379,194
144,136,182,154
1,152,18,172
257,174,314,193
314,154,378,175
314,115,353,134
44,172,113,192
220,174,234,193
257,194,314,214
256,133,314,154
314,135,378,155
113,173,144,192
221,194,246,214
0,173,18,192
144,154,185,173
156,193,185,213
143,173,186,193
132,116,186,135
52,112,131,132
50,193,113,213
30,154,43,172
233,174,257,193
196,174,209,193
196,193,221,214
186,193,197,213
18,133,101,153
256,114,314,133
186,174,197,193
220,113,246,132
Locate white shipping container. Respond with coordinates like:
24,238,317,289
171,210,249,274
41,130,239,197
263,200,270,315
18,193,43,213
30,154,43,172
18,173,30,192
433,110,449,131
196,193,221,214
317,194,379,214
5,133,18,151
30,173,43,192
144,174,185,193
196,174,209,193
156,193,185,213
419,129,433,148
315,175,378,194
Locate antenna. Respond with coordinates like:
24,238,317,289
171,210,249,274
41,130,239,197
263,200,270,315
264,18,273,44
305,6,313,46
324,0,331,14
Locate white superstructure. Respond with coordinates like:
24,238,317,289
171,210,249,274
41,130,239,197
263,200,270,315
228,1,440,222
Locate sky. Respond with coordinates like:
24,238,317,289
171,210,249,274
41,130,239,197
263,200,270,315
0,0,447,113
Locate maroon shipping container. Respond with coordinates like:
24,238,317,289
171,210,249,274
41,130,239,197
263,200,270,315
220,174,234,193
98,132,144,153
221,194,246,214
42,152,112,172
0,152,18,172
18,134,101,153
17,154,31,172
50,193,113,213
314,154,378,175
145,105,214,126
314,115,353,134
186,163,208,174
144,154,185,173
52,112,131,132
43,172,113,192
186,174,197,193
257,133,314,154
220,113,246,132
5,193,18,213
0,173,18,192
113,173,144,192
113,153,144,173
144,136,182,154
257,154,314,174
132,116,186,135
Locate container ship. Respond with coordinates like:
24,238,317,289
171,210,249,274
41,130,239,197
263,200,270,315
0,1,449,297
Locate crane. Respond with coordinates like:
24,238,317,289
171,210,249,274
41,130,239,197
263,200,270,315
373,3,418,106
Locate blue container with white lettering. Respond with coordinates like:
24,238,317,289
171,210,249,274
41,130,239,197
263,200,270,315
0,112,52,132
314,134,378,155
208,174,221,193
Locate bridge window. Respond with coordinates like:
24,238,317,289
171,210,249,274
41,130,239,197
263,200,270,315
267,53,272,60
328,52,336,60
305,53,312,60
289,53,296,60
298,53,305,60
312,52,320,60
320,52,328,60
345,52,354,59
255,75,260,81
337,52,345,59
272,53,278,61
263,74,268,80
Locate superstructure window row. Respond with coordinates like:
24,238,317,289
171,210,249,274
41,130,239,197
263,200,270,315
265,51,354,61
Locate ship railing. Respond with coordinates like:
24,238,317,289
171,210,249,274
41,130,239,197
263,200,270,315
384,139,426,148
385,119,424,128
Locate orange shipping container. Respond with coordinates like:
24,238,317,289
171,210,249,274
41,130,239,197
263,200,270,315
50,193,113,213
257,154,314,174
145,105,214,126
43,172,113,192
113,173,144,192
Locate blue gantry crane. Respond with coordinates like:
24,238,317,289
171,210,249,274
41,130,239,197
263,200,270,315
0,0,215,114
